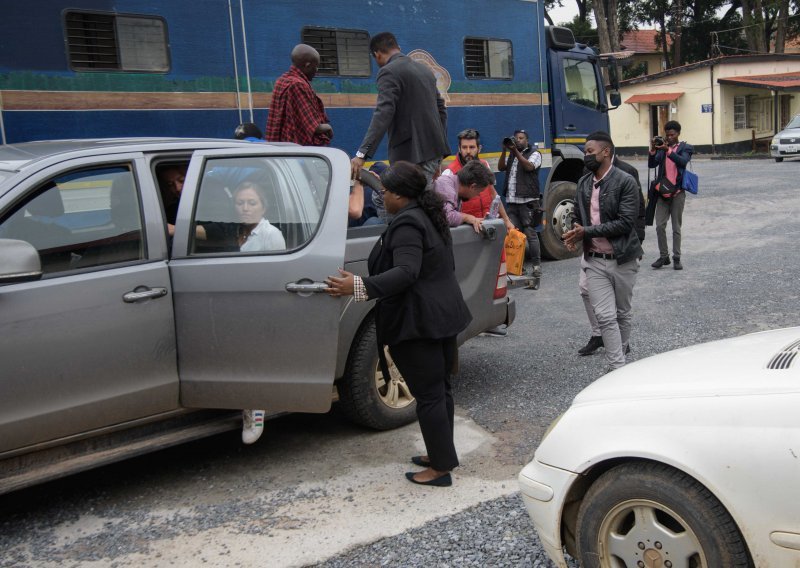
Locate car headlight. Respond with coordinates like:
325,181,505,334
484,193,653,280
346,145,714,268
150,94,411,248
772,138,780,145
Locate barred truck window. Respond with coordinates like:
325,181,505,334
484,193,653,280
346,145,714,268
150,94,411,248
65,11,170,72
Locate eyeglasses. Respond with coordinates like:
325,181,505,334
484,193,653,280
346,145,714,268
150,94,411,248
457,128,480,140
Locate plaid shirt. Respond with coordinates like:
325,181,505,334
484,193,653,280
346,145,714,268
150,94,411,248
265,66,330,146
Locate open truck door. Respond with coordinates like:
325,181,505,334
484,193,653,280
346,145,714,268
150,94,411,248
169,146,349,413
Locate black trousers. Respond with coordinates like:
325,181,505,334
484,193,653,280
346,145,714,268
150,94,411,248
389,336,459,472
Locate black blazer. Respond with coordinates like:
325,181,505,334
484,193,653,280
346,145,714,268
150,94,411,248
363,203,471,345
357,53,450,164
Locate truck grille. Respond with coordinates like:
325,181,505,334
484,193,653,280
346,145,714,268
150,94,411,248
779,138,799,144
767,339,800,369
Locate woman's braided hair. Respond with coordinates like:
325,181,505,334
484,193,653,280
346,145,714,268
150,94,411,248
380,161,451,245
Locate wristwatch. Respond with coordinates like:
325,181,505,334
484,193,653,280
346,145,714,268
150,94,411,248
355,151,366,159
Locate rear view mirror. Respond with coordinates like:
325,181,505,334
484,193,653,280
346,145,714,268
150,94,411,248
0,239,42,284
609,90,622,109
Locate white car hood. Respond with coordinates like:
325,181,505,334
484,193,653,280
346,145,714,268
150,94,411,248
574,327,800,405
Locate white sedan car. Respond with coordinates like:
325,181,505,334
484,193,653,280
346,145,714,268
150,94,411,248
519,327,800,568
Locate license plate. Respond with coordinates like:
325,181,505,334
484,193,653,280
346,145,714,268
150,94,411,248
785,145,798,153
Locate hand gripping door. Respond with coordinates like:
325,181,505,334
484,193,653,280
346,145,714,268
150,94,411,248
168,147,349,412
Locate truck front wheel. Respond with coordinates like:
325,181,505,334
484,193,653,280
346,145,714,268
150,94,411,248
337,315,417,430
540,180,581,260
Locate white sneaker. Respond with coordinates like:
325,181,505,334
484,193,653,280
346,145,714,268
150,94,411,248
242,409,265,444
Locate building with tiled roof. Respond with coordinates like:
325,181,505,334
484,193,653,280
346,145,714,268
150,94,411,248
610,54,800,154
619,30,670,78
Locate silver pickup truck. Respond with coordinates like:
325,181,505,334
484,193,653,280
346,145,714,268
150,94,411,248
0,138,514,494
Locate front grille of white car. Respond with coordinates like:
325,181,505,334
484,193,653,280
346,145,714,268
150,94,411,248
767,339,800,369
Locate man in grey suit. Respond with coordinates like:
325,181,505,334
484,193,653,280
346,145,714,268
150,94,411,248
350,32,450,183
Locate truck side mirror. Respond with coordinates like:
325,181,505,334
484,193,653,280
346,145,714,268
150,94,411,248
609,90,622,109
0,239,43,284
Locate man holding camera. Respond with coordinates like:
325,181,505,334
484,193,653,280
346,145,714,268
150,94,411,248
648,120,693,270
498,129,542,278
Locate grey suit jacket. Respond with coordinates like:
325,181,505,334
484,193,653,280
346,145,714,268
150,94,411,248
357,53,450,164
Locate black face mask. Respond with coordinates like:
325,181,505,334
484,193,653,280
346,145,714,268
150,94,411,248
584,153,602,172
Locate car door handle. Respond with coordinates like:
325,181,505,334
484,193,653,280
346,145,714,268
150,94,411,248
123,286,168,303
565,125,577,131
285,281,330,294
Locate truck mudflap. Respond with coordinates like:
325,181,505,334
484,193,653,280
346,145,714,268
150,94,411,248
505,296,516,327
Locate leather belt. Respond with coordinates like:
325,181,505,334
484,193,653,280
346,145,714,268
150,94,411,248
588,251,615,260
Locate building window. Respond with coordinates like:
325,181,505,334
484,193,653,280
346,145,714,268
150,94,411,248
65,11,170,72
302,28,371,77
464,38,513,79
733,96,748,130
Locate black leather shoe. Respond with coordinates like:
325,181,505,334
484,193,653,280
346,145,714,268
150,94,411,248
411,455,431,467
578,335,604,356
651,257,670,269
673,258,683,270
405,471,452,487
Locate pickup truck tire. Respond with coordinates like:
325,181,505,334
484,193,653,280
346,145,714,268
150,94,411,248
337,315,417,430
540,180,580,260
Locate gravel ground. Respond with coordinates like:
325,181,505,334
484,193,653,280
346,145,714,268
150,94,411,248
1,158,798,567
316,157,800,566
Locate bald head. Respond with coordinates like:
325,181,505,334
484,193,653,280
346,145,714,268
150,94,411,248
291,44,321,80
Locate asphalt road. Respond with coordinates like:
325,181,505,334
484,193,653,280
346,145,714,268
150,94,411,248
1,158,799,567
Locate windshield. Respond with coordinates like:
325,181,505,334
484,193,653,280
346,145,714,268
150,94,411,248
786,115,800,129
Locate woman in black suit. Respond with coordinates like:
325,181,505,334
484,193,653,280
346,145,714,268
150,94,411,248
327,161,472,487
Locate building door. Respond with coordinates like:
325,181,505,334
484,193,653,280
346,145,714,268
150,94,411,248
650,104,669,137
780,94,792,129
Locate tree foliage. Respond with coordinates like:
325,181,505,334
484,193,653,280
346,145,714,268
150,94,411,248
551,0,798,71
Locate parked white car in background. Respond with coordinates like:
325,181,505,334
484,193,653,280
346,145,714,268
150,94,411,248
519,327,800,568
771,113,800,162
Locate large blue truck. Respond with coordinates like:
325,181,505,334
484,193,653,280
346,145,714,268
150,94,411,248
0,0,619,259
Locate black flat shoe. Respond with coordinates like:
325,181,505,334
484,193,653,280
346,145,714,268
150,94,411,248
411,455,431,467
405,471,452,487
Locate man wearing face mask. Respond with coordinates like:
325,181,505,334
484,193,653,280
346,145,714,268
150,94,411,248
563,131,642,372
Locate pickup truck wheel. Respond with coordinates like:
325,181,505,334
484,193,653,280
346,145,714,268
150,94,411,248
337,316,417,430
540,180,580,260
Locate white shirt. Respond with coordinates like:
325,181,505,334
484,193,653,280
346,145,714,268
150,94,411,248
240,218,286,252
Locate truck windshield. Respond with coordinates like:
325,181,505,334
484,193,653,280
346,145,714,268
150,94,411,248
563,59,600,109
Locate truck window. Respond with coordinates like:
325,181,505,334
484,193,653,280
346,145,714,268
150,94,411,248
0,165,145,274
190,156,330,254
562,59,600,109
64,11,170,72
464,38,513,79
302,27,371,77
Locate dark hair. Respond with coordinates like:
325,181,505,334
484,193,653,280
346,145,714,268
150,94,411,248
456,160,494,188
586,130,615,154
664,120,682,133
457,128,481,145
369,32,399,54
234,123,263,140
380,161,451,245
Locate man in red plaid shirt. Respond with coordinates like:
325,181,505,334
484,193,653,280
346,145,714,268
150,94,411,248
266,44,333,146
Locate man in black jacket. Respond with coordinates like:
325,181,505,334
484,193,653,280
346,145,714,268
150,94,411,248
564,132,642,372
578,152,646,356
350,32,450,183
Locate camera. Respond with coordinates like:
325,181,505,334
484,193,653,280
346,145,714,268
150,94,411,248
503,136,515,147
653,136,665,146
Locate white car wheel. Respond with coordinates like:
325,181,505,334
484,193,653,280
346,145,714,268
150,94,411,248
576,462,752,568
